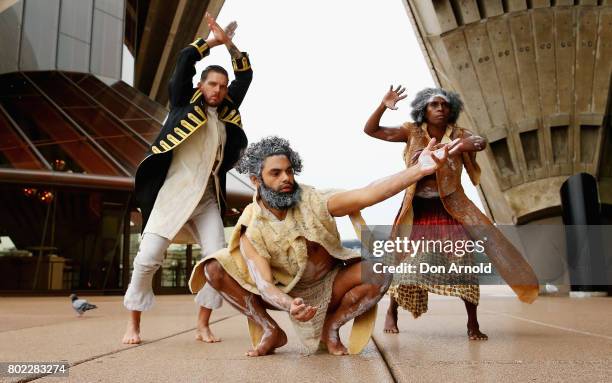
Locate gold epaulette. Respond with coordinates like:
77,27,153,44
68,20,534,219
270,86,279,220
189,38,210,59
232,52,251,72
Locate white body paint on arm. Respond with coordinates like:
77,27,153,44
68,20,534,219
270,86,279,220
239,234,293,311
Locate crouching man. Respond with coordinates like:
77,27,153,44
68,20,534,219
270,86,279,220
189,136,455,356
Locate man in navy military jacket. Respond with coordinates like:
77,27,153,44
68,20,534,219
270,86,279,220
123,13,252,345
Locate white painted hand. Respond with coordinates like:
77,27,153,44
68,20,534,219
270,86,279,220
382,85,407,110
417,138,450,176
290,297,317,322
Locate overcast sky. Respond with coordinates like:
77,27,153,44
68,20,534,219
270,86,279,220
196,0,484,239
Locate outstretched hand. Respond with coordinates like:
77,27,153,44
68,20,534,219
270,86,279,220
382,85,407,110
290,297,317,322
411,138,462,164
416,138,459,176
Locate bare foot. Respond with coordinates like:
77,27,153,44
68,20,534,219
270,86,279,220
383,307,399,334
245,326,287,357
467,323,488,340
321,327,348,356
122,320,141,344
195,326,221,343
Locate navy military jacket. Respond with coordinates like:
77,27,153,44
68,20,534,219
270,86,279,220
134,38,253,231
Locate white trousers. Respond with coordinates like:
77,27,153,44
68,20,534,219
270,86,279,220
123,181,225,311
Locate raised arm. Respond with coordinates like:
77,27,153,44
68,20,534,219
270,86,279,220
167,17,234,108
167,38,210,107
239,234,316,322
363,85,409,142
206,14,253,107
328,138,460,217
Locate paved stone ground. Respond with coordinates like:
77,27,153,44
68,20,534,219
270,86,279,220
1,286,611,382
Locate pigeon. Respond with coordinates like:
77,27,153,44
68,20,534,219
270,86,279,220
70,294,97,316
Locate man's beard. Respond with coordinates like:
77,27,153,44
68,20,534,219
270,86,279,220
258,181,302,210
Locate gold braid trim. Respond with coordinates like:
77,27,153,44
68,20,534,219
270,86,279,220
190,90,202,103
232,54,251,72
151,117,208,154
189,39,209,59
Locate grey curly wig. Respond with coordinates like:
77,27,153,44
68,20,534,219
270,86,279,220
410,87,464,125
235,136,303,178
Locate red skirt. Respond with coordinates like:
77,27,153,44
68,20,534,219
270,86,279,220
410,196,470,247
389,196,480,318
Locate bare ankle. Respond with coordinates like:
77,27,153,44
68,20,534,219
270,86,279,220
127,312,141,328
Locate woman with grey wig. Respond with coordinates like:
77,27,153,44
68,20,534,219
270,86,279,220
363,85,538,341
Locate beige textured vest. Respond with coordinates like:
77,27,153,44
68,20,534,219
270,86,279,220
192,185,359,295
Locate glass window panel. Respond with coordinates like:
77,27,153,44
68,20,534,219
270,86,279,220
62,71,89,84
162,244,187,288
0,112,45,170
27,71,95,108
0,71,165,175
66,106,148,173
25,71,148,173
110,81,168,124
75,75,151,119
36,142,85,174
96,87,153,120
0,93,121,176
69,73,107,96
124,119,161,144
0,185,129,291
